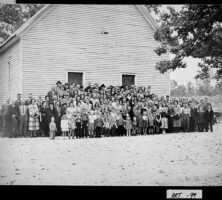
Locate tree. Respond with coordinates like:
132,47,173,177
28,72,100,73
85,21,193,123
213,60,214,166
186,81,195,96
0,4,44,45
151,5,222,81
170,79,178,90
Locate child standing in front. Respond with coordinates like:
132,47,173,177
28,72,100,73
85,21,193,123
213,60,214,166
142,110,148,135
103,117,111,137
125,114,132,136
61,114,69,138
88,110,96,138
75,112,82,139
148,111,154,134
94,111,103,138
49,116,57,140
160,103,168,134
154,109,162,134
132,116,138,135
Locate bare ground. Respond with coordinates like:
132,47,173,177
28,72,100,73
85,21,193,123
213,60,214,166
0,123,222,185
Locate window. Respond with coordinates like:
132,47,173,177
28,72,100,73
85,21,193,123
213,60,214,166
122,74,135,86
68,72,83,86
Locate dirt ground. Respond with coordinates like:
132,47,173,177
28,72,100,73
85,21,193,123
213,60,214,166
0,123,222,185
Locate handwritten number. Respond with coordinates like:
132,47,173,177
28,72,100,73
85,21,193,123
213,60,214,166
190,193,197,198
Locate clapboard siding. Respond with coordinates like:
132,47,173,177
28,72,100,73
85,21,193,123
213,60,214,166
0,40,21,108
21,4,169,99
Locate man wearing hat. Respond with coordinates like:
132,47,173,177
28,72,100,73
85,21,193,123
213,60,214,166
55,81,62,94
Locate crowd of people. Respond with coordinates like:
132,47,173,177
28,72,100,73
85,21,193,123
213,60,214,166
1,81,215,139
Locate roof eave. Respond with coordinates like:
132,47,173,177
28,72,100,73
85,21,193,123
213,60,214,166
0,35,20,54
135,5,159,32
0,4,53,53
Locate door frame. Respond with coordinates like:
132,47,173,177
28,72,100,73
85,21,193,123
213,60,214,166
66,70,86,87
121,72,137,86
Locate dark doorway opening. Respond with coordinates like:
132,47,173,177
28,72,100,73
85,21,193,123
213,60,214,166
68,72,83,86
122,74,135,86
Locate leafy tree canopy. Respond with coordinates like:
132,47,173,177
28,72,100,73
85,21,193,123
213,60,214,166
0,4,44,45
148,4,222,82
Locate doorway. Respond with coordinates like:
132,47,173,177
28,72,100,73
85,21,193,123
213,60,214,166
122,74,135,86
68,72,83,86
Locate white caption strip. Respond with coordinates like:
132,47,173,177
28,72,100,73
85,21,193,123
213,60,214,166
167,189,202,199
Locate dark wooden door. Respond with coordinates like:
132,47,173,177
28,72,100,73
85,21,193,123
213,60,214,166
68,72,83,86
122,75,135,86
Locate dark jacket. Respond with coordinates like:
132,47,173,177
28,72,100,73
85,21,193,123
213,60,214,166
204,110,214,123
81,113,89,122
197,111,204,122
190,107,198,119
25,99,32,106
94,117,103,127
40,107,49,122
47,107,58,122
48,90,57,102
15,99,22,107
8,105,19,119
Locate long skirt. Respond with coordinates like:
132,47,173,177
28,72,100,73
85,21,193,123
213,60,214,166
180,114,185,130
183,114,190,131
3,114,11,137
40,117,49,136
29,116,39,130
173,117,181,128
161,117,168,129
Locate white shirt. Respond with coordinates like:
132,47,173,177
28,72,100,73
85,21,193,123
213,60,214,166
89,115,97,123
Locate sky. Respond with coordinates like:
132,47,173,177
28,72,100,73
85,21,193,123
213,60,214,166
150,5,202,86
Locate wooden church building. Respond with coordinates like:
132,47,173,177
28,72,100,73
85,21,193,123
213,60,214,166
0,4,169,107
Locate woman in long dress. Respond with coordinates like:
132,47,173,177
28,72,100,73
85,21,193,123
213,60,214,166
39,101,49,136
28,99,40,137
173,100,181,133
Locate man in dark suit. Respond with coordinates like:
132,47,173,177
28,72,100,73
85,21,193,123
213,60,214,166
190,101,198,132
8,100,20,137
18,100,29,137
15,93,22,107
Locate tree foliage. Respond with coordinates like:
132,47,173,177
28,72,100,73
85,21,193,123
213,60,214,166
152,5,222,81
170,79,222,97
0,4,44,45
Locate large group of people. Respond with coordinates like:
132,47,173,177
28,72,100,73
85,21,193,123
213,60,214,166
1,81,215,139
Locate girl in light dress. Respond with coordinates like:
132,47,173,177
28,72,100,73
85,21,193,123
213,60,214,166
148,110,154,134
125,114,132,136
109,109,117,137
49,116,57,140
88,110,97,138
61,114,69,138
68,114,76,139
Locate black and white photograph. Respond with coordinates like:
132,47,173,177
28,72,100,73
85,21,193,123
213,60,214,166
0,2,222,190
